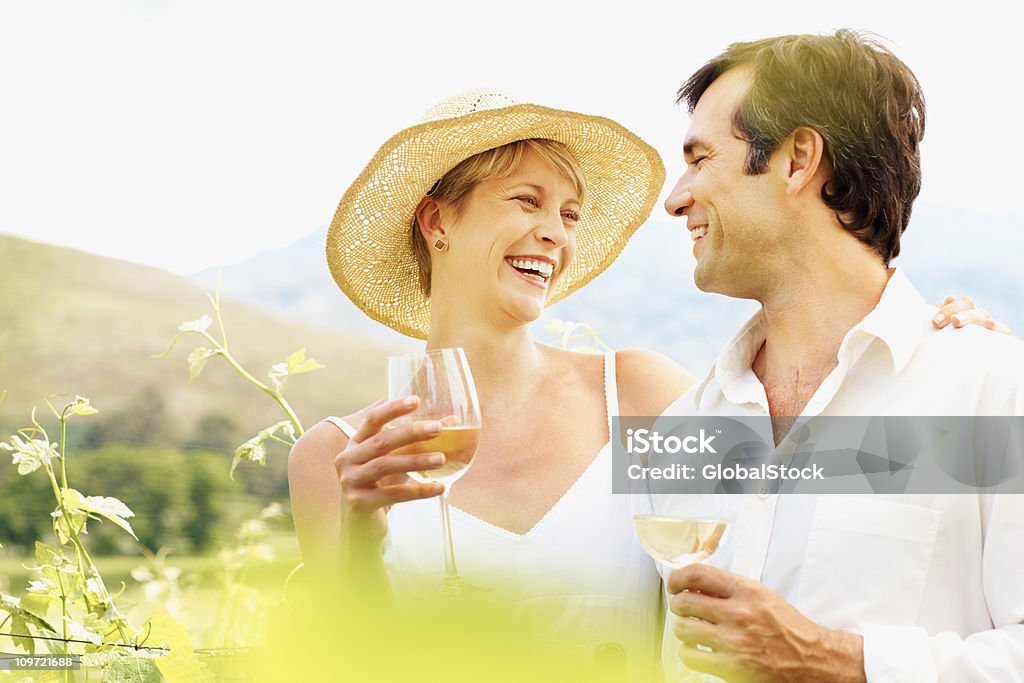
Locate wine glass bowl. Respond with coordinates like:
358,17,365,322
396,425,481,487
629,453,730,570
631,515,728,569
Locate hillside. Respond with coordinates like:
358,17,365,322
0,234,397,444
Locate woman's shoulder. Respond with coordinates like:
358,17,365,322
288,401,382,468
614,348,695,417
537,344,694,415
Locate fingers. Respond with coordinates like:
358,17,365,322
334,396,451,513
351,396,421,445
932,296,1011,333
346,416,443,466
988,320,1013,335
950,308,992,328
676,640,723,676
673,615,722,651
670,588,721,623
932,294,976,328
667,563,738,598
345,481,445,513
344,452,445,489
953,309,1011,335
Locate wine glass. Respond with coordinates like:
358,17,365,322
631,504,729,569
631,470,730,663
387,348,482,591
629,449,730,570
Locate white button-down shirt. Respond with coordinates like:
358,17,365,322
660,269,1024,682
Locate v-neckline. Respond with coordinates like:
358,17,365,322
450,441,608,540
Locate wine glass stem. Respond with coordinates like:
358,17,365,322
438,490,461,587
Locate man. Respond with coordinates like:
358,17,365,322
658,31,1024,681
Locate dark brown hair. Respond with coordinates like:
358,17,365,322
678,30,926,264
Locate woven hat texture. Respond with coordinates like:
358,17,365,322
326,88,665,339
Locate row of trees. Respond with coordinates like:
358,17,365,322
0,445,233,554
0,386,294,555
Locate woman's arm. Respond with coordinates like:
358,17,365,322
287,397,447,594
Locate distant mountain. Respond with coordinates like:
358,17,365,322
193,203,1024,377
0,234,398,442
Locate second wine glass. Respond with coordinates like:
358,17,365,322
629,450,730,570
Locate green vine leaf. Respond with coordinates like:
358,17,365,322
51,505,90,544
0,435,58,475
186,347,220,383
152,314,214,361
1,593,59,653
63,488,138,540
21,590,55,624
66,395,99,417
34,541,72,572
230,421,295,479
64,615,104,645
284,348,325,375
147,614,215,683
268,348,325,392
178,315,213,333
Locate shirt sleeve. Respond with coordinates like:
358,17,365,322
862,494,1024,682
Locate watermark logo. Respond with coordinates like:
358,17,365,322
612,416,1024,495
625,428,717,454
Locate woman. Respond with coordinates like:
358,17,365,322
287,89,997,677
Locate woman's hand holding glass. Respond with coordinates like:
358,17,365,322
386,348,482,591
333,396,448,548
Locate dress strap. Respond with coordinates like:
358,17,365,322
322,416,358,439
603,351,619,439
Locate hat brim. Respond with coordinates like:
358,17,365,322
326,103,666,339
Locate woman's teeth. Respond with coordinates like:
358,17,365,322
510,258,553,280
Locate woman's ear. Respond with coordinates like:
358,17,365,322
414,196,447,243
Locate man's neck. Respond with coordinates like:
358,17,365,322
752,253,892,423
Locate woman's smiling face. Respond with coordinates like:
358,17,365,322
435,146,582,327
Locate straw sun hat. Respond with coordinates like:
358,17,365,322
326,88,666,339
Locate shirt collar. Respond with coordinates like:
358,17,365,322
692,309,767,408
850,267,929,374
692,268,929,407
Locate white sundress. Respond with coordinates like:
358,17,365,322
324,352,662,680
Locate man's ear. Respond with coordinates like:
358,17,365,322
783,126,826,195
414,196,447,242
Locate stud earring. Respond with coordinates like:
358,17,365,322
432,238,448,252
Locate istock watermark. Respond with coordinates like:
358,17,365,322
612,416,1024,495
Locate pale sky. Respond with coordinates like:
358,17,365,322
2,1,1021,275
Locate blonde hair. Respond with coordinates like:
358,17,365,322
411,139,586,296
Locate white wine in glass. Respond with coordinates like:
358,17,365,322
631,515,728,569
629,456,730,569
395,425,481,486
388,348,481,591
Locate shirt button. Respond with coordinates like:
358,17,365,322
757,485,771,499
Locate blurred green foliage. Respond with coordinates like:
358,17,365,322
0,445,237,555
